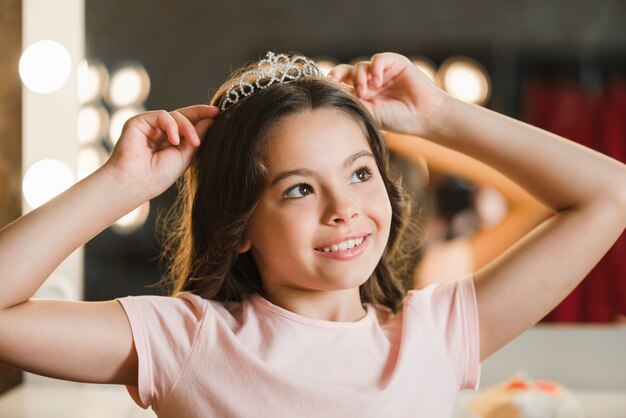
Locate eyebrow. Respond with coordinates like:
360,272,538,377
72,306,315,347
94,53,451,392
269,150,375,188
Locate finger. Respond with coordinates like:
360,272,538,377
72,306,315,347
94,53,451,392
369,52,408,87
174,105,220,124
327,64,355,86
194,118,215,140
172,129,202,167
369,54,387,88
153,110,181,146
352,62,371,97
170,110,201,147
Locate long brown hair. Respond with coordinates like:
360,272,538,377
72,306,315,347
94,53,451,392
156,53,424,313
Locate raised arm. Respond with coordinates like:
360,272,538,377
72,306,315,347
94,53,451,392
330,53,626,362
0,105,219,384
427,95,626,359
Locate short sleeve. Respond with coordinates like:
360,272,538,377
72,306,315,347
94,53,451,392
115,292,208,412
429,275,481,390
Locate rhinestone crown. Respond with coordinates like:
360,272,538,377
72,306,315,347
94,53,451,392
219,51,325,111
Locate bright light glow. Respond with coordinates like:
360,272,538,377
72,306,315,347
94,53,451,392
409,56,437,84
23,159,75,209
112,201,150,233
78,59,109,104
312,57,338,76
107,63,150,107
108,107,143,146
77,146,107,181
438,56,491,105
78,105,109,145
19,40,72,94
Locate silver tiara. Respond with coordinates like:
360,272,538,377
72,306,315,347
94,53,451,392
220,51,326,111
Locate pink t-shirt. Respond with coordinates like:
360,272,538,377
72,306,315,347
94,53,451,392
115,275,480,417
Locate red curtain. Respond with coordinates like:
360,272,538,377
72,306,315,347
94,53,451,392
521,75,626,323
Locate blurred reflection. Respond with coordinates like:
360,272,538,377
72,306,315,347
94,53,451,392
386,132,551,295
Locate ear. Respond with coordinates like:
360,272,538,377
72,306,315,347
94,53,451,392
239,236,252,253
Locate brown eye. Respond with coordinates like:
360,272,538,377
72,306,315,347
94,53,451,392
284,183,313,199
350,166,372,183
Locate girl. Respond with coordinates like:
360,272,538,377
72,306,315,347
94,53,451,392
0,51,625,417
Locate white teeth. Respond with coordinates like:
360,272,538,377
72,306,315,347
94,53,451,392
320,237,365,253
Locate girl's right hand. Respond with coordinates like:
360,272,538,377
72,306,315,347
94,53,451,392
104,105,220,200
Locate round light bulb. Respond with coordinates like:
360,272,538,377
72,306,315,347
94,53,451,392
312,57,338,76
438,56,491,105
19,40,72,94
78,105,109,145
78,59,109,104
23,159,75,209
107,64,150,107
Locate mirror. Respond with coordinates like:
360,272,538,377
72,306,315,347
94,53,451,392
83,1,626,325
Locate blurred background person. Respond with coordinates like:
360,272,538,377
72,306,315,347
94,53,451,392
386,132,553,289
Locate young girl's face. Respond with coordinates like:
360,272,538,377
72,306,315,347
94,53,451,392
241,107,392,296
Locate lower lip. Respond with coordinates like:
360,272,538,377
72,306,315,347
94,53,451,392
314,235,370,260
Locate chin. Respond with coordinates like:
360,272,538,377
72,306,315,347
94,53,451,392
319,274,372,291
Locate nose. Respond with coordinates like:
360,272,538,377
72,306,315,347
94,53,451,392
322,189,359,225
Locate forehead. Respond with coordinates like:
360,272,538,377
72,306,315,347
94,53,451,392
262,108,372,169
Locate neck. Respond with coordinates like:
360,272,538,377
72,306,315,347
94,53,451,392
260,285,367,322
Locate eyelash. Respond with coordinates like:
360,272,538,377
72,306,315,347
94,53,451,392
283,166,374,200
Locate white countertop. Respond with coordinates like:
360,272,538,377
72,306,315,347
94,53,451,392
1,381,625,417
455,388,626,418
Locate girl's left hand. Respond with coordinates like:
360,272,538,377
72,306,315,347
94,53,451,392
328,52,450,137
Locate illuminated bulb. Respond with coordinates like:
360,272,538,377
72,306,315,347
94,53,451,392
108,107,143,146
78,59,109,104
437,56,491,105
23,159,74,209
312,57,338,76
112,201,150,233
107,63,150,107
78,105,109,145
19,40,72,94
77,146,107,181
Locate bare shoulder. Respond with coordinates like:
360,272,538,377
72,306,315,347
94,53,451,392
0,299,137,385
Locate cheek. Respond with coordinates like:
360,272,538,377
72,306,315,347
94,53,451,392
274,214,312,247
367,180,393,231
380,198,393,241
249,203,315,252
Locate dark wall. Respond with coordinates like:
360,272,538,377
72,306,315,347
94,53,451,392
86,0,626,110
83,0,626,301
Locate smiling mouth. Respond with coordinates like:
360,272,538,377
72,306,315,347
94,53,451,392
315,235,368,253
